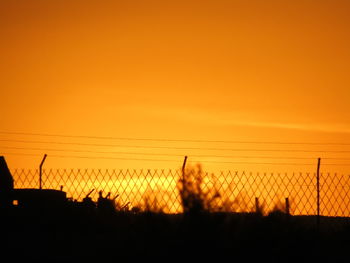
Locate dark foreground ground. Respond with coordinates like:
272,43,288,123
2,207,350,263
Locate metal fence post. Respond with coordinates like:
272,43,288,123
285,197,290,216
39,154,47,190
182,156,187,173
317,158,321,228
255,197,259,214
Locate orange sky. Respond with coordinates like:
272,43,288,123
1,0,350,173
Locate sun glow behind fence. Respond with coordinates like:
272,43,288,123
2,131,350,174
11,168,350,217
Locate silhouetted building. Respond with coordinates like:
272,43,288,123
0,156,14,207
0,155,67,211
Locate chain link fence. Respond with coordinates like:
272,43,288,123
11,168,350,217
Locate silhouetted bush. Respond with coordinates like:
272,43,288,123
177,164,220,215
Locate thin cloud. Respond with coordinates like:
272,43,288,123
225,120,350,134
125,104,350,134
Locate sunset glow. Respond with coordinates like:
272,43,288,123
1,0,350,175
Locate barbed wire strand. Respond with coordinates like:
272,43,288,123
2,152,350,166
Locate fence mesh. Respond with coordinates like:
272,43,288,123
11,168,350,217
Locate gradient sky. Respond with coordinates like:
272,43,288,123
1,0,350,173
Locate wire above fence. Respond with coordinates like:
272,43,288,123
2,131,350,145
